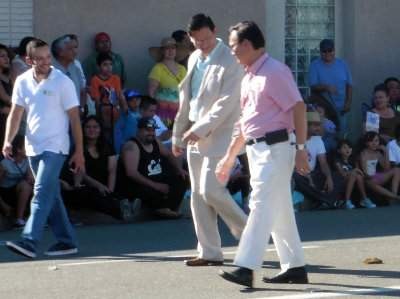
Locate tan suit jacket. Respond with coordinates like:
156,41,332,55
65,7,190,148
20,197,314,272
172,40,244,157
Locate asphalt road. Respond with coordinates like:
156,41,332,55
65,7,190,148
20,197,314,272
0,205,399,299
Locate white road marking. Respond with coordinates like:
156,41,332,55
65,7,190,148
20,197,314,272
57,245,321,267
168,245,321,258
255,285,400,299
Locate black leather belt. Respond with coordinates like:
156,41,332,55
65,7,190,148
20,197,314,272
246,129,289,146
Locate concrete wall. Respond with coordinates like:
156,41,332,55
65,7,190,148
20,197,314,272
342,0,400,138
34,0,265,92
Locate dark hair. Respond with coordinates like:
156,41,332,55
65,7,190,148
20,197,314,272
337,139,352,151
11,135,25,156
229,21,265,49
373,83,388,95
188,13,215,33
0,43,9,55
384,77,400,87
26,39,47,59
96,52,112,66
139,95,158,111
361,131,379,148
17,36,35,56
171,30,187,43
51,35,72,58
335,138,354,165
82,115,110,156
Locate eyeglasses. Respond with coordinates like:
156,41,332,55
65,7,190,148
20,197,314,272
321,49,334,53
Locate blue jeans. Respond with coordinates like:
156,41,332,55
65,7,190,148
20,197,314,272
22,151,77,250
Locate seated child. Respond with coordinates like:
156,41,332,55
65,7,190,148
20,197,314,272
359,131,400,205
334,139,371,209
114,89,141,153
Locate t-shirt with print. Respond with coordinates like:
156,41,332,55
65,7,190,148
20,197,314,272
306,135,326,171
90,74,122,105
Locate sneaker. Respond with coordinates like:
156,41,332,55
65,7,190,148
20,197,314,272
345,200,355,209
119,198,133,221
360,198,376,208
130,198,141,217
6,240,36,258
44,242,78,256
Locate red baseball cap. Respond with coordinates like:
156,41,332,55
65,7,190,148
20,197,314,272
95,32,111,43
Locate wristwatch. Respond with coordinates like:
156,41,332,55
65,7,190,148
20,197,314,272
295,144,306,150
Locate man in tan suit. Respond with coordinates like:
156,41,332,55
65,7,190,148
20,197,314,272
172,13,247,266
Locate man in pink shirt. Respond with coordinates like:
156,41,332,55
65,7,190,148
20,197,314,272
216,21,310,288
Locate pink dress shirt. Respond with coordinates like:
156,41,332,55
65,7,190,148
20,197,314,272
240,53,303,140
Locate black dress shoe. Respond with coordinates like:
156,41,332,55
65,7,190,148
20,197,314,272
263,266,308,284
219,267,253,288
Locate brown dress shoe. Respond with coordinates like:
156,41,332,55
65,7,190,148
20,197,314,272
184,257,223,266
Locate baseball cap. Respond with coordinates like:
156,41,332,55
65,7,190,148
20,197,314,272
124,89,141,101
307,111,321,123
319,39,334,52
137,117,159,129
95,32,111,42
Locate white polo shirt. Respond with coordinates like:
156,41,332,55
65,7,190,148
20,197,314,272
12,67,79,156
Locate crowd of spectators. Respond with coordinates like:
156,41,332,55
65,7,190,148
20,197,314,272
0,31,399,231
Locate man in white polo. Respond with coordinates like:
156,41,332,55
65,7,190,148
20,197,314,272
3,39,84,259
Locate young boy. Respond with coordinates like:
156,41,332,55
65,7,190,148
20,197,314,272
90,53,127,143
113,89,141,153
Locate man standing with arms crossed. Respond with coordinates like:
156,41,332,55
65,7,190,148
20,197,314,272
172,13,247,266
3,39,84,258
216,21,309,287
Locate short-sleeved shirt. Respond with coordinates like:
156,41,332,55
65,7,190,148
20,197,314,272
12,67,79,156
240,53,302,139
148,63,186,102
306,136,326,171
308,58,352,110
387,139,400,164
83,51,126,85
84,144,116,185
90,74,122,105
53,59,84,99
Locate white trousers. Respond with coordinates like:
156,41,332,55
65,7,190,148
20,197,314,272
234,135,305,271
187,147,248,261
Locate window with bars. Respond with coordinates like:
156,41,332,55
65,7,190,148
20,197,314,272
285,0,335,98
0,0,33,47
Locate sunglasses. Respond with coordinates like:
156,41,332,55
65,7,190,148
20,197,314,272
321,49,334,53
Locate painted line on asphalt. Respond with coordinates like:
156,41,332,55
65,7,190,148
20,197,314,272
168,245,321,258
57,245,321,267
254,285,400,299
